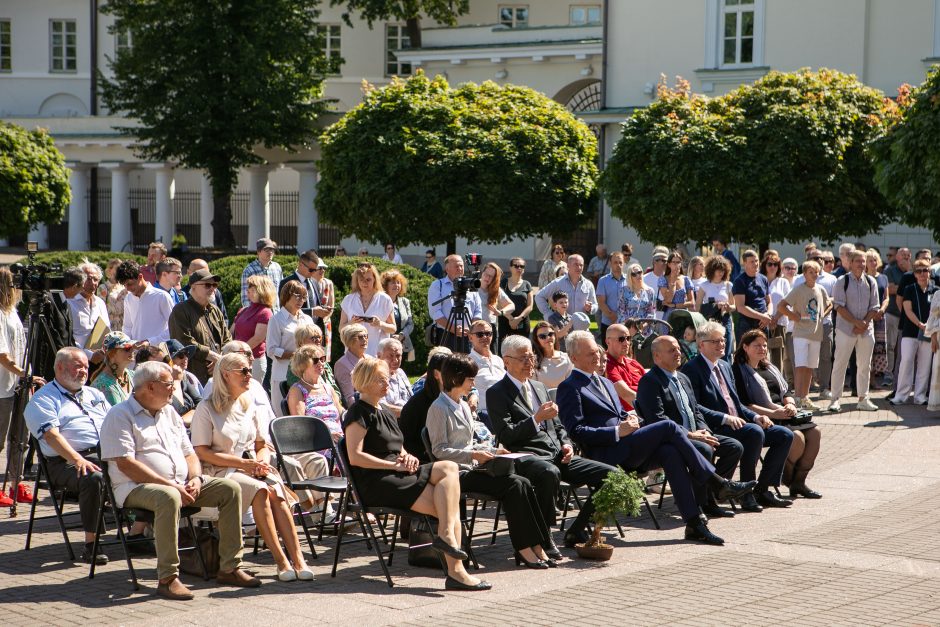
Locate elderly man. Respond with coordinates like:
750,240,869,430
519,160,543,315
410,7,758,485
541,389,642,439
183,259,229,325
488,334,618,548
68,261,110,357
156,257,187,306
141,242,167,285
168,269,231,385
832,243,856,278
467,320,505,419
586,244,609,284
557,331,755,545
241,237,283,309
281,249,331,334
23,347,110,564
535,254,598,320
828,251,880,412
605,323,646,411
682,321,794,512
378,337,412,417
635,336,743,519
427,254,483,353
101,361,260,600
596,252,627,344
116,260,174,346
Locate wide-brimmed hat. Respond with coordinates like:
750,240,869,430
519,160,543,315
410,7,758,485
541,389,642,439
164,338,196,359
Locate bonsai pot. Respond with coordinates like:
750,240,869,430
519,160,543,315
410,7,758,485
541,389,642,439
575,542,614,561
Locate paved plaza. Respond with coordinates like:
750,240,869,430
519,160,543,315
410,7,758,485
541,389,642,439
2,388,940,626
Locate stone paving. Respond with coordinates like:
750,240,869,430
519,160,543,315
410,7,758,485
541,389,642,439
2,389,940,625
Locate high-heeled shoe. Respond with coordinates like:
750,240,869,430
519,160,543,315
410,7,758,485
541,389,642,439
514,551,549,569
542,557,558,568
432,535,469,560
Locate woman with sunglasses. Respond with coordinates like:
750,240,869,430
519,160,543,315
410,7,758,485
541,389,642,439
538,244,567,289
531,321,572,392
478,262,515,354
285,323,342,398
191,352,314,582
499,257,534,342
340,262,395,358
267,280,314,416
658,252,695,318
688,256,707,293
618,262,656,322
89,331,137,406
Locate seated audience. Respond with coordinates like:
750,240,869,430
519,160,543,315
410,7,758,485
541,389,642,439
531,321,572,392
334,323,369,406
288,344,344,446
285,323,341,399
467,320,505,420
136,344,201,426
378,338,412,417
89,331,137,406
400,351,450,463
166,339,203,397
604,323,646,411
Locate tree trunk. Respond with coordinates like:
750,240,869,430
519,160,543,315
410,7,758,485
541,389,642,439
587,520,604,547
405,17,421,49
212,192,236,250
446,237,456,256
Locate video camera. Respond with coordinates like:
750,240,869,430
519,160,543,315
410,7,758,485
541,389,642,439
452,253,482,301
9,242,63,293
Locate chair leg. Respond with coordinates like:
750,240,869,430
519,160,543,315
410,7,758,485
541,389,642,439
657,478,667,509
294,503,318,560
363,510,394,588
24,473,41,551
387,515,401,567
558,486,572,533
642,496,661,530
490,502,501,545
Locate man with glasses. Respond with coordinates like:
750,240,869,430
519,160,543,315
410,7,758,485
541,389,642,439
68,261,110,359
421,249,444,278
597,252,627,345
467,320,505,419
115,260,174,346
240,237,283,310
156,258,187,305
604,323,645,411
535,254,598,320
184,259,230,326
642,251,669,317
168,269,231,385
281,249,330,336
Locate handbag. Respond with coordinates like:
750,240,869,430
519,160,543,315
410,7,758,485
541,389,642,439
178,524,220,577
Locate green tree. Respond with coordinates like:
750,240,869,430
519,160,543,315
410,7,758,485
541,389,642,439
0,121,71,239
601,69,899,247
872,70,940,240
317,71,599,251
330,0,469,46
99,0,334,249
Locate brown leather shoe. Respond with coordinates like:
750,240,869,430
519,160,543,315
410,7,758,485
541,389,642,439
156,576,194,601
216,568,262,588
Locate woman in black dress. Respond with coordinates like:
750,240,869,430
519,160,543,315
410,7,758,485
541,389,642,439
499,257,534,343
343,357,491,591
733,330,822,499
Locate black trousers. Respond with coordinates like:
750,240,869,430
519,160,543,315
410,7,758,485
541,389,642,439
44,451,104,534
514,454,616,536
434,327,470,354
689,435,743,505
458,470,550,552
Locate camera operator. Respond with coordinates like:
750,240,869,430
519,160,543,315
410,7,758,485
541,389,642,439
428,254,482,353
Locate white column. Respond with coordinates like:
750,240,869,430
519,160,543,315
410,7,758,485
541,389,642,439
102,162,134,252
146,164,176,246
66,163,90,251
247,166,272,248
200,173,214,248
292,163,318,252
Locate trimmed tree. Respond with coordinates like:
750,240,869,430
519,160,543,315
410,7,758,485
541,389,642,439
330,0,469,46
872,71,940,240
0,121,71,239
601,69,899,247
317,71,599,251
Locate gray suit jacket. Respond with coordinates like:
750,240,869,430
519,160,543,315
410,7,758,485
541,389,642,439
425,394,492,470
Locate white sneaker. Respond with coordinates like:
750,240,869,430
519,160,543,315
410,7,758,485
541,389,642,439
888,396,906,406
827,401,842,413
800,397,822,412
856,399,878,412
818,390,833,401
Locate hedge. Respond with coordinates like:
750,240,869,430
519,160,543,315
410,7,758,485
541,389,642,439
18,251,146,271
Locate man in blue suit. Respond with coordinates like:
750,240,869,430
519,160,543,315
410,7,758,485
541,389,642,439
557,331,756,545
635,336,742,519
681,321,794,511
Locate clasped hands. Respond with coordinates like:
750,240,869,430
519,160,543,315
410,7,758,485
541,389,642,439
394,452,420,473
725,414,774,430
617,413,641,437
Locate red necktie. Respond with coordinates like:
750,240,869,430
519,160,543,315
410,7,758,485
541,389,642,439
713,365,739,417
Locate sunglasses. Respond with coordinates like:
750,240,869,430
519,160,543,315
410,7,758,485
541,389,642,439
630,271,642,276
512,264,526,269
537,332,556,340
311,355,328,364
198,282,219,289
783,266,797,271
472,331,493,338
766,262,779,267
610,335,629,343
914,268,930,274
228,367,252,376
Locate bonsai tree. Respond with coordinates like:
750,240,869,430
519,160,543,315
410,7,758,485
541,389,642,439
584,468,645,548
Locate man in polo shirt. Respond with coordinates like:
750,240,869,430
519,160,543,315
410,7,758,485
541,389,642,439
116,260,174,346
596,252,627,345
240,237,283,310
535,254,598,320
427,254,483,353
101,361,260,600
23,347,110,565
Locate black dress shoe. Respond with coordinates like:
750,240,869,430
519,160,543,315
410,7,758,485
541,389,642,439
81,543,109,565
739,493,763,512
790,485,823,499
563,529,590,548
755,490,793,508
714,479,758,502
684,520,724,545
544,538,563,560
432,536,469,560
445,575,493,591
702,504,735,518
514,552,549,569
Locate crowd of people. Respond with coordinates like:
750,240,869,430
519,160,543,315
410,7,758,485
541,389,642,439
3,236,940,599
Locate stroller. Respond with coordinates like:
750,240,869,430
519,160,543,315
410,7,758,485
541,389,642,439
666,309,707,364
629,318,672,369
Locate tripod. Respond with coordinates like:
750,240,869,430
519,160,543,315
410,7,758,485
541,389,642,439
431,292,472,353
3,291,58,517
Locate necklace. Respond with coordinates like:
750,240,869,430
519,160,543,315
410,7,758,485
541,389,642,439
300,374,323,390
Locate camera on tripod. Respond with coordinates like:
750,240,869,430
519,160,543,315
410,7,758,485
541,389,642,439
452,253,482,301
9,242,64,293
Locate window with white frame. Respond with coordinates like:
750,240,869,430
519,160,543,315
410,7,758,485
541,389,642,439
569,5,601,26
0,20,10,72
721,0,755,66
50,19,77,72
115,29,132,55
317,24,342,73
385,24,411,77
499,5,529,28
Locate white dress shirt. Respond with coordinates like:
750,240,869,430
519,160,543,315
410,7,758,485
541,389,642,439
122,283,174,345
68,293,110,355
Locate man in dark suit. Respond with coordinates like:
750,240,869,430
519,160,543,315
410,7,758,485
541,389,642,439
488,335,618,548
281,249,330,336
635,336,742,519
556,331,756,545
681,321,794,511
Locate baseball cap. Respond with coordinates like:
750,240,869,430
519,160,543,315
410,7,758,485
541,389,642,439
189,268,221,284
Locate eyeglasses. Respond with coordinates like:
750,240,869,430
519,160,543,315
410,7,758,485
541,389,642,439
228,367,252,376
471,331,493,338
262,247,277,253
610,335,629,343
783,266,797,271
291,293,305,300
914,268,930,274
537,332,556,340
151,379,174,389
311,355,328,364
306,337,323,345
630,271,642,276
512,264,526,269
353,334,368,341
506,353,536,363
198,282,219,289
702,338,726,345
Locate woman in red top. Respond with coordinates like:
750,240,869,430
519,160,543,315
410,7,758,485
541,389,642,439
232,275,276,381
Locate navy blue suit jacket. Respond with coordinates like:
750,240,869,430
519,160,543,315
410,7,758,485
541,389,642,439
680,355,758,431
634,366,709,432
556,369,634,467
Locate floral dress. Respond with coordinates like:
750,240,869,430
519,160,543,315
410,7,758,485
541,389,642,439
618,285,656,322
98,282,127,331
292,381,342,459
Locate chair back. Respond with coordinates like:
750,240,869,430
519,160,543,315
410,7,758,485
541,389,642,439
269,415,337,457
279,380,291,400
420,426,436,462
334,436,367,509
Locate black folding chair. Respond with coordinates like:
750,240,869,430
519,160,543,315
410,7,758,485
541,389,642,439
24,440,87,560
331,436,444,587
269,415,352,556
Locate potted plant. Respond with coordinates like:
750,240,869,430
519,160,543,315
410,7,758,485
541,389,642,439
575,468,646,561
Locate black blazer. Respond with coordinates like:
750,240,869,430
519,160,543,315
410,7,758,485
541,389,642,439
634,365,709,432
680,354,759,431
487,375,570,461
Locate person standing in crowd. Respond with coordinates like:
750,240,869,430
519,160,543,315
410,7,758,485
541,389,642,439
779,257,800,386
796,250,838,400
500,257,534,342
281,250,330,337
267,281,314,415
0,267,27,504
69,261,110,358
827,251,880,412
658,251,695,320
618,262,656,323
778,260,831,411
99,258,127,331
231,275,276,382
711,236,741,281
866,250,890,389
358,247,370,257
642,251,669,316
241,238,283,310
382,270,415,362
116,260,174,346
538,244,567,289
310,259,335,360
382,243,403,264
185,259,229,326
586,244,610,285
892,259,937,406
335,246,347,257
535,254,598,320
421,249,444,279
696,256,736,359
688,256,707,292
925,286,940,411
334,323,369,406
531,321,573,392
833,243,856,278
762,250,789,373
89,331,137,406
340,262,394,357
596,252,627,345
155,258,187,306
140,241,167,285
621,242,635,267
605,323,645,412
478,262,514,354
168,268,231,385
732,250,772,342
428,254,483,353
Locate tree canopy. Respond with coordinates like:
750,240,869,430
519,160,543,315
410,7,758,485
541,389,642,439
0,121,70,239
872,69,940,240
317,71,599,249
600,69,899,247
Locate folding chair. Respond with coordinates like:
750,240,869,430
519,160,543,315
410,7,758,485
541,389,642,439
269,415,352,556
24,440,84,560
331,437,444,587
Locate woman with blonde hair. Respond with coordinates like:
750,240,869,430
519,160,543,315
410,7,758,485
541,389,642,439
334,323,369,406
232,274,276,381
477,262,514,353
0,268,26,491
865,249,891,386
618,262,656,322
340,262,394,357
687,256,707,292
266,280,314,416
381,269,415,361
191,352,314,582
285,323,341,397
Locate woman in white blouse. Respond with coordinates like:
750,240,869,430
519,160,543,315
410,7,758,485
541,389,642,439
266,280,313,416
530,320,572,391
339,262,394,357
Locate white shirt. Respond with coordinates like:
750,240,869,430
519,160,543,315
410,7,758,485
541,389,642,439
265,307,314,382
340,291,393,356
470,349,505,412
122,283,174,345
0,308,25,398
382,253,403,264
68,293,110,354
642,272,665,318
